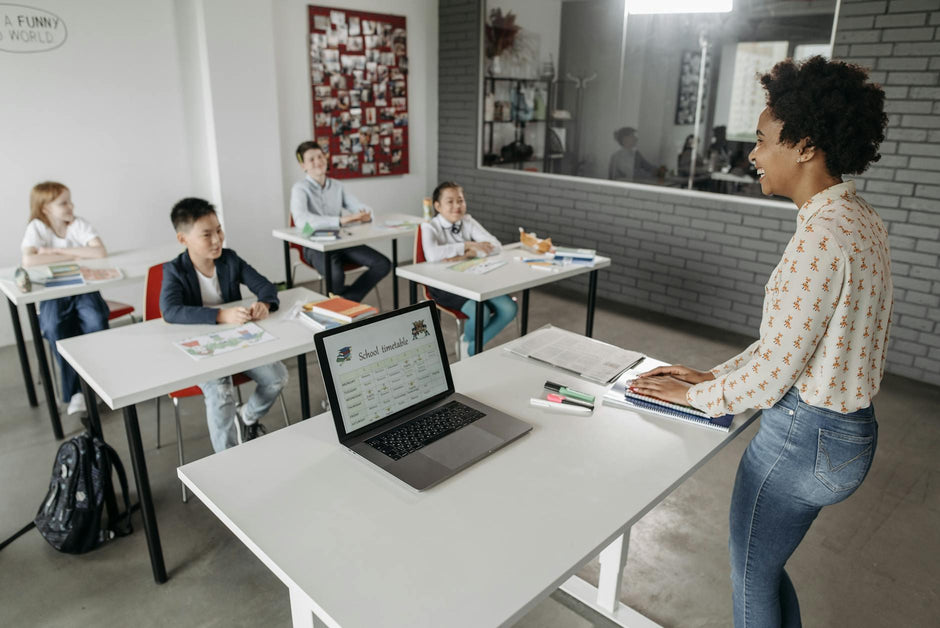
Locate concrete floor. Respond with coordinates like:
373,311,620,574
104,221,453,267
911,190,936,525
1,275,938,627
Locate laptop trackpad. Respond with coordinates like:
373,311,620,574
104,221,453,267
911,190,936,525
421,426,503,469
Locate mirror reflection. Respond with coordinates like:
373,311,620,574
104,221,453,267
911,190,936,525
481,0,839,198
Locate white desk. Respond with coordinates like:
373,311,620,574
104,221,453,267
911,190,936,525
180,342,758,628
0,244,182,439
273,213,421,309
56,286,325,584
396,243,612,350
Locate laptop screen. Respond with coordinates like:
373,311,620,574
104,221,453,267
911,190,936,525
317,302,452,437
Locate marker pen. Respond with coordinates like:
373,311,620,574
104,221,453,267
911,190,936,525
544,381,595,404
546,393,595,410
529,398,592,415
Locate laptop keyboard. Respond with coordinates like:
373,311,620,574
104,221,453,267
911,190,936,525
366,401,486,460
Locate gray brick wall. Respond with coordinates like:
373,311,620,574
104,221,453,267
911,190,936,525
438,0,940,386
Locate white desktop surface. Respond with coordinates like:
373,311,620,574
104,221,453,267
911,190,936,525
272,213,420,253
55,287,324,409
395,243,612,301
179,345,756,628
0,244,183,306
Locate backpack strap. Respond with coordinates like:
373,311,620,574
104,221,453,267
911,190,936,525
97,440,134,538
0,521,36,552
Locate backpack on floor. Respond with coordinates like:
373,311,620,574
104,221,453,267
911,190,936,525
34,432,133,554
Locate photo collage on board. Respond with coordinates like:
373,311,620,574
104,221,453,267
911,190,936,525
309,7,409,179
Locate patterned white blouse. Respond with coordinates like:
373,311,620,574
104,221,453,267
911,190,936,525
688,181,893,416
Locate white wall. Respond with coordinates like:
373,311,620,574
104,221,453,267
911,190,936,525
0,0,439,347
272,0,439,265
0,0,193,345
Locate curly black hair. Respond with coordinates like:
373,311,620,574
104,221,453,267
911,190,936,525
760,56,887,176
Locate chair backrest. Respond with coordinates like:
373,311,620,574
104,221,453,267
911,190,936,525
144,263,164,321
288,215,305,254
414,223,427,264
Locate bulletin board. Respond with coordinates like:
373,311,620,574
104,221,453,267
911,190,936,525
307,6,409,179
674,49,711,126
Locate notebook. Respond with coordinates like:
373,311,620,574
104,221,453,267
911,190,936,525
314,301,531,491
603,363,734,432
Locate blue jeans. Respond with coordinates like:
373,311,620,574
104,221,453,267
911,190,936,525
198,361,288,453
302,245,391,303
729,387,877,627
39,292,110,399
459,295,517,356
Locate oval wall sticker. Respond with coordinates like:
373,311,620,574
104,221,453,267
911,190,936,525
0,4,67,53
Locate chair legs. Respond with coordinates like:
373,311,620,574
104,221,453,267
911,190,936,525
171,397,187,503
45,341,62,404
155,397,162,448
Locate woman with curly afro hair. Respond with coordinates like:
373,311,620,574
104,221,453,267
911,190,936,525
631,56,892,627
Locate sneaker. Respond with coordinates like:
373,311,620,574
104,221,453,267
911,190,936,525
67,392,86,416
243,421,267,441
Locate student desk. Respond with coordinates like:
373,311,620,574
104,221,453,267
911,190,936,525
179,343,758,628
395,243,612,351
0,244,182,440
55,287,324,584
273,214,420,309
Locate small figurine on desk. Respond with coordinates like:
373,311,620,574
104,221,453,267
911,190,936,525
14,267,31,292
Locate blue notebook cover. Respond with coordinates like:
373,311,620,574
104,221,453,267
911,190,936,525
604,377,734,432
44,275,85,288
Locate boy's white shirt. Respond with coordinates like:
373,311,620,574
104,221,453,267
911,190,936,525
195,266,224,306
21,217,98,251
422,213,501,262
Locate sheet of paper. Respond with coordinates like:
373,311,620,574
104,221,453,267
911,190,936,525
448,258,507,274
504,326,643,383
174,322,275,361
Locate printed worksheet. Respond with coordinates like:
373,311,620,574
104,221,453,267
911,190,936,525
174,322,275,360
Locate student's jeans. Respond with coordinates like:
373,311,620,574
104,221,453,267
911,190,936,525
459,295,517,356
730,386,877,628
39,292,110,400
302,245,391,303
198,361,288,453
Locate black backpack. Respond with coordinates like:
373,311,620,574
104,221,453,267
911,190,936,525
33,432,133,554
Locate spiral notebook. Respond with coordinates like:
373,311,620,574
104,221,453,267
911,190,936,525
603,367,734,432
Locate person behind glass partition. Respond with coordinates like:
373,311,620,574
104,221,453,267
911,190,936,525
608,126,658,182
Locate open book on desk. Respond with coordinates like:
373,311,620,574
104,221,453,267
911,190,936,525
603,360,734,432
503,325,643,384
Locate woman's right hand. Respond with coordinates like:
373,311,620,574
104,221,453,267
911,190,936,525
636,364,714,384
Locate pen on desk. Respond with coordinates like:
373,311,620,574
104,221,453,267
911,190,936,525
544,381,595,403
529,398,592,415
546,393,594,410
623,356,645,372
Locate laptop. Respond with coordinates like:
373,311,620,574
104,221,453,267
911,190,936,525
314,301,531,491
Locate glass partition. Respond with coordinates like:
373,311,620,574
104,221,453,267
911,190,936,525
480,0,840,198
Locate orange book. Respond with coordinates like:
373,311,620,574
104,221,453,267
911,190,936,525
309,297,378,323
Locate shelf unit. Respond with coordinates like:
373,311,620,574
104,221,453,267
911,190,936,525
482,76,558,172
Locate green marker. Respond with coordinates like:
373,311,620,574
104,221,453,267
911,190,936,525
544,381,595,404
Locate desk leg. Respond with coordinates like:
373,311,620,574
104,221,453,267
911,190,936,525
283,241,293,289
123,404,168,584
8,299,37,407
585,269,598,338
559,528,662,627
392,239,399,309
409,281,417,305
297,353,310,419
520,289,530,336
474,301,484,354
80,379,103,440
26,303,63,440
289,586,328,628
323,251,333,296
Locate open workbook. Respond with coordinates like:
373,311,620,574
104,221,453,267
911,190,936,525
603,360,734,432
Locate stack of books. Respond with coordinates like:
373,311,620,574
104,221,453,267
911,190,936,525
551,247,596,266
297,296,378,331
302,222,340,241
44,263,85,288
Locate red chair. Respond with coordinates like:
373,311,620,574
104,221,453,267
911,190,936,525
288,216,382,310
146,263,290,502
413,224,470,359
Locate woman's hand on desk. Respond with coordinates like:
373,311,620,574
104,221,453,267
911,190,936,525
628,375,694,406
637,365,714,385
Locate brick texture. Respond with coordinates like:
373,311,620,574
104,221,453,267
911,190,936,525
438,0,940,386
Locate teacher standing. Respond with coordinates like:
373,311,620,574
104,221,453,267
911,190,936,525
630,57,892,628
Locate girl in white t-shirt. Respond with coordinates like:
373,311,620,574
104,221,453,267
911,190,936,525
21,182,110,416
422,181,517,357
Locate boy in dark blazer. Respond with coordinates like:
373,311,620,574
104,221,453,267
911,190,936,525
161,198,288,451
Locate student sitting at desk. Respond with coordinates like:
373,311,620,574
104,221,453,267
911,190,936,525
631,57,891,627
422,181,517,357
21,181,109,417
290,140,391,302
160,198,288,451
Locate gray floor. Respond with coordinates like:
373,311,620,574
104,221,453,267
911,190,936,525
1,276,938,627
